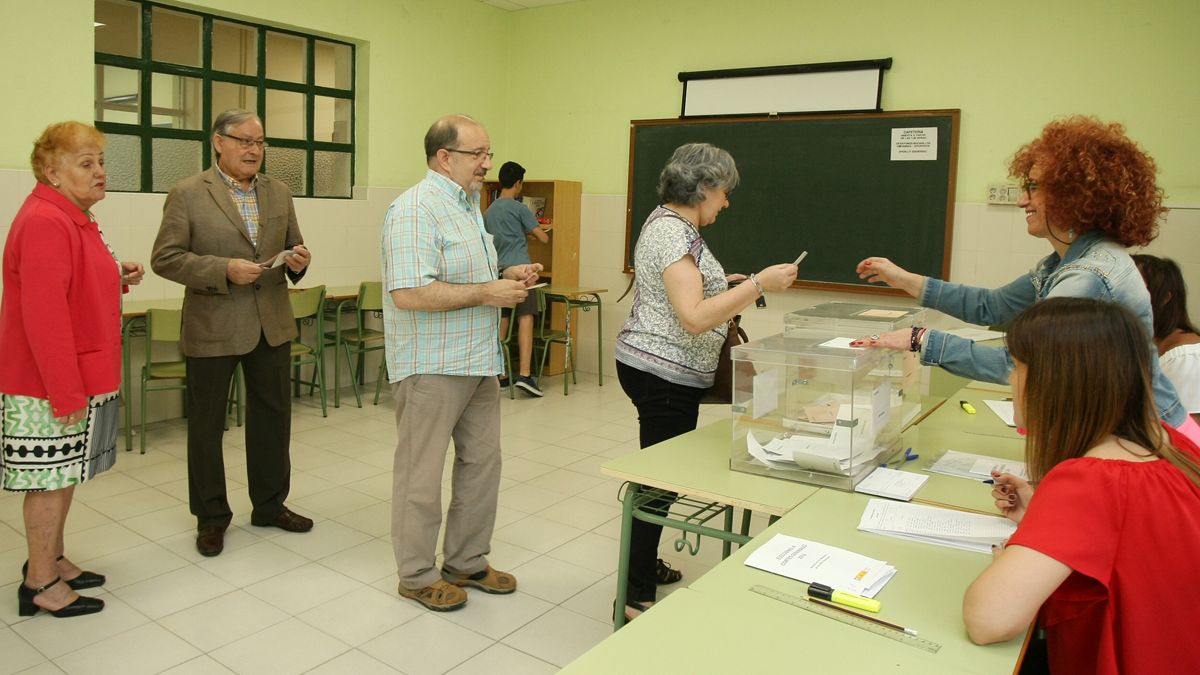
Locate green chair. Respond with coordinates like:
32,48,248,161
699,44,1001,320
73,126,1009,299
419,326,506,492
533,290,576,396
499,305,519,400
289,285,328,417
139,308,241,453
325,281,385,408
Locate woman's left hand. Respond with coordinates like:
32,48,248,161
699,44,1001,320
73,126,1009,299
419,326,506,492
120,261,145,285
849,328,909,350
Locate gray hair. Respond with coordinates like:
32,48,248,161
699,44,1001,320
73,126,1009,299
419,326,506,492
424,114,478,163
212,109,260,137
657,143,739,206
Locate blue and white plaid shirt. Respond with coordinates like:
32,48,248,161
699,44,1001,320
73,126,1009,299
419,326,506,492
214,164,260,247
381,170,501,380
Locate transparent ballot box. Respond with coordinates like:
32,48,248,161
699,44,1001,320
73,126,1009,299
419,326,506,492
730,330,918,490
784,301,926,333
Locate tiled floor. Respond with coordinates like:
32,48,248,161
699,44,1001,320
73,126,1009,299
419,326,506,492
0,373,738,674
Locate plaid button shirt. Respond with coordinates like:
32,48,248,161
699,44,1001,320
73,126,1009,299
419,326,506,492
381,170,501,380
214,165,260,247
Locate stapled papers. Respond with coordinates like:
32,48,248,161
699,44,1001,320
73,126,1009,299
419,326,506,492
857,499,1017,554
925,450,1027,481
744,534,896,597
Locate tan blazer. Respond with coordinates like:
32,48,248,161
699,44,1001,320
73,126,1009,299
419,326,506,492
151,167,306,357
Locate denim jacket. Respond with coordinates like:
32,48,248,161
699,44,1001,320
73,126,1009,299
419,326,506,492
919,231,1185,426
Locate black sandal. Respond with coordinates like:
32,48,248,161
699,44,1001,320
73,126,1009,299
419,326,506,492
22,556,106,591
16,577,104,618
613,599,652,624
655,558,683,585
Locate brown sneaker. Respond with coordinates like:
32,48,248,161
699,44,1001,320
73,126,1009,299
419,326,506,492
397,579,468,612
441,566,517,595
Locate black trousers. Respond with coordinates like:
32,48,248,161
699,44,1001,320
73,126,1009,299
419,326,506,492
616,361,705,603
186,333,292,529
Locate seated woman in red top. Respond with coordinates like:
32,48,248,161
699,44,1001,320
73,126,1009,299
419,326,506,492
963,297,1200,673
0,122,144,618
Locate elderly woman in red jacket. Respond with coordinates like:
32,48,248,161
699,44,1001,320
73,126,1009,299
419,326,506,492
0,122,143,618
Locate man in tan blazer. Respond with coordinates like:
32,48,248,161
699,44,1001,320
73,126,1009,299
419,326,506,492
152,109,314,557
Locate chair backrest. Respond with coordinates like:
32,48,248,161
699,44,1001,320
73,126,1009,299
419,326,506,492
290,285,327,320
146,308,183,343
357,281,384,313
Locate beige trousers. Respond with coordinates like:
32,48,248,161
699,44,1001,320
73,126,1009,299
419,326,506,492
390,374,502,589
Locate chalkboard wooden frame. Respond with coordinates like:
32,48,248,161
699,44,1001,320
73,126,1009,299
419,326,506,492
624,110,960,296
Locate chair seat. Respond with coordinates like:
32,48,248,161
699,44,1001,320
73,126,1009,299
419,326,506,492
146,361,187,379
325,329,385,346
290,344,314,357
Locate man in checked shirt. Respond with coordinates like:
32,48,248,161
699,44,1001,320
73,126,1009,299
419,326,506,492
381,115,540,611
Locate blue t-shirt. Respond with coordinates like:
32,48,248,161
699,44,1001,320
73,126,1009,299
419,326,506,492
483,197,539,270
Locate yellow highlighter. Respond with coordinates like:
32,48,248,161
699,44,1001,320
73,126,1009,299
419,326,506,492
807,582,882,613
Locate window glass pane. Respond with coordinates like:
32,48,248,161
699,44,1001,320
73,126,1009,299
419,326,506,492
152,138,202,192
212,82,259,122
265,146,306,196
151,7,201,67
314,96,351,143
314,41,352,90
265,89,305,139
94,0,140,58
265,32,306,83
150,73,202,130
313,151,351,198
103,133,140,191
212,20,258,76
95,65,140,125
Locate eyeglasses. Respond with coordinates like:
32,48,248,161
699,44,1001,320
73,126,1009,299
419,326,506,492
445,148,494,161
219,133,269,149
1022,178,1039,194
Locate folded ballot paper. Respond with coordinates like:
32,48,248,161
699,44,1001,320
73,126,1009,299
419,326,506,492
744,405,884,476
744,534,896,598
857,499,1017,554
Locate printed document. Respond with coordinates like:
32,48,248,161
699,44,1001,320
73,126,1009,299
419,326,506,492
854,467,928,501
857,499,1017,554
926,450,1027,481
983,399,1017,427
744,534,896,597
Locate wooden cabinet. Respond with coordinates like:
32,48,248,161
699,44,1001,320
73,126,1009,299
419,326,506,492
482,179,582,375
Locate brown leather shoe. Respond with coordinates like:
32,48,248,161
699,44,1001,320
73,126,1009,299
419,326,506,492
196,526,226,557
251,507,313,533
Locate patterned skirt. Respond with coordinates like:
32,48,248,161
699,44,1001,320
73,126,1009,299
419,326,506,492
0,391,119,492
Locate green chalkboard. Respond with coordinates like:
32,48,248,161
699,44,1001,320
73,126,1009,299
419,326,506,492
625,110,959,293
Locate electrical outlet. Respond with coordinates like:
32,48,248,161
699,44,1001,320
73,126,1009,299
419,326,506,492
987,183,1022,205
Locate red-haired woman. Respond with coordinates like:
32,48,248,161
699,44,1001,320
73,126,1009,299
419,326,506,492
852,116,1196,440
0,122,144,617
963,297,1200,673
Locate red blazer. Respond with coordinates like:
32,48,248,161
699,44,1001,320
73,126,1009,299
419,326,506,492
0,183,124,417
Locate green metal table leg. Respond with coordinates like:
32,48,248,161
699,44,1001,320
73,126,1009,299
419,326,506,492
613,482,638,630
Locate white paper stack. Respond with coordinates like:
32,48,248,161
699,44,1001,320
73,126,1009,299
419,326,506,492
983,399,1017,427
925,450,1027,481
857,499,1017,554
744,534,896,598
853,467,928,501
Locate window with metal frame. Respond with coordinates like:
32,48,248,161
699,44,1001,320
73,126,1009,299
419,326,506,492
94,0,355,198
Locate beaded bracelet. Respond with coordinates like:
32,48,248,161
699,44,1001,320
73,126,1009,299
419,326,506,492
910,326,927,352
748,273,765,296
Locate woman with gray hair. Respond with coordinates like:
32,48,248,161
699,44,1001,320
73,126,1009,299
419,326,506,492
614,143,798,621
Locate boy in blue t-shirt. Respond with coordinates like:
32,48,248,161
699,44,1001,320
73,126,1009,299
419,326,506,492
484,161,551,396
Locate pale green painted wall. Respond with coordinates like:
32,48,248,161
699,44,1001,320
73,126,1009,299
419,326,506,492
3,0,1195,201
0,0,512,188
503,0,1200,203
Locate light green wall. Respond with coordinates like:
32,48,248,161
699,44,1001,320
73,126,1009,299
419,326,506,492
0,0,511,188
503,0,1200,203
3,0,1196,201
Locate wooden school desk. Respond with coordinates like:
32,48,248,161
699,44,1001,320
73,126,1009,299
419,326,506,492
565,488,1026,674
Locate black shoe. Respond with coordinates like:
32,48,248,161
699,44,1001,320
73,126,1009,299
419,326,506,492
498,375,510,388
515,375,544,397
17,577,104,618
654,558,683,585
251,507,314,533
196,525,227,557
22,557,105,591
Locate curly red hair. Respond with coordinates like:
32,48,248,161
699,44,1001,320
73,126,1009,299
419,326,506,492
1008,116,1165,247
30,122,106,185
